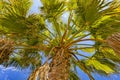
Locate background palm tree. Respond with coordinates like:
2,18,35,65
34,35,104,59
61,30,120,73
0,0,120,80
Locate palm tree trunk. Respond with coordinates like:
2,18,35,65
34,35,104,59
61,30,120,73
48,48,71,80
28,48,71,80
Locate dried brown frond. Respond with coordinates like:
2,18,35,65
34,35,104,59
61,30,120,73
0,38,14,63
106,33,120,55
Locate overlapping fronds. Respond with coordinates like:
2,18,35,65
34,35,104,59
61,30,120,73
41,0,65,19
5,0,32,16
0,0,31,33
0,0,120,80
4,48,41,69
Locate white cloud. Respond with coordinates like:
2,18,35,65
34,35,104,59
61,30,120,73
0,65,19,72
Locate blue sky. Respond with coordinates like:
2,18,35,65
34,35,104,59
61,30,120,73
0,65,30,80
0,0,120,80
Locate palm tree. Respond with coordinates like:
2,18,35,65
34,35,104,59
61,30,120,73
0,0,120,80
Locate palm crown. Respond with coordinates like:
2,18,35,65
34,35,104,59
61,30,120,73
0,0,120,80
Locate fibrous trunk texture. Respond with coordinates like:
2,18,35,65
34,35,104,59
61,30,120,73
28,62,50,80
48,48,71,80
106,33,120,55
28,48,71,80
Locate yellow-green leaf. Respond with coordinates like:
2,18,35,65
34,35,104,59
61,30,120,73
86,58,114,74
80,47,95,54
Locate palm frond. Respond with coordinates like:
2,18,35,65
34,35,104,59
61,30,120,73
84,58,115,74
41,0,65,19
69,70,80,80
3,48,41,69
72,57,94,80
